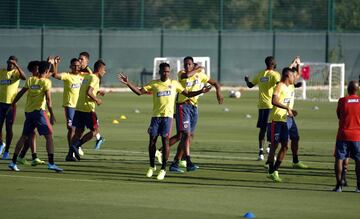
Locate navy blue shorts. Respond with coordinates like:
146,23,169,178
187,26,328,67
148,117,173,137
72,111,98,131
0,102,16,126
64,107,76,128
335,141,360,161
257,109,271,129
22,110,52,136
286,117,299,140
268,121,288,145
175,103,198,133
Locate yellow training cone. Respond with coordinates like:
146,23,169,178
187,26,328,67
120,115,127,120
112,119,119,124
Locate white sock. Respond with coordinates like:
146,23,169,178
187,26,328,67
96,133,101,140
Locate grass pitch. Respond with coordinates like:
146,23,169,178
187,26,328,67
0,90,359,219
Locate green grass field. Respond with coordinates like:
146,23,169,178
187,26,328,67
0,90,359,219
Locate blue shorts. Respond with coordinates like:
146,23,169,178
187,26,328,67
268,121,288,145
148,117,173,137
257,109,271,129
22,110,52,136
175,103,198,133
335,141,360,161
287,117,299,140
64,107,76,128
0,102,16,126
72,111,99,131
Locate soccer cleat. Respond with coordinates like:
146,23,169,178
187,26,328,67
146,167,156,178
292,161,309,169
17,157,30,165
65,155,77,162
169,163,184,173
71,145,81,160
95,137,105,150
47,163,63,173
0,142,5,155
179,160,187,168
78,147,84,156
2,151,10,160
155,150,162,164
157,169,166,180
332,185,342,192
8,162,20,171
257,154,264,161
267,171,282,182
186,163,199,172
32,158,45,166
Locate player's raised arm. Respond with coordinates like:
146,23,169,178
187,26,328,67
244,75,255,88
50,56,62,80
180,64,204,79
118,73,147,95
181,85,211,98
9,59,26,80
207,78,224,104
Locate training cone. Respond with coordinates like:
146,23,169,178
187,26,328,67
120,115,127,120
243,212,256,218
112,119,119,124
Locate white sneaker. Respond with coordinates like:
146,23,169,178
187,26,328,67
157,170,166,180
257,154,264,161
155,150,162,164
8,162,20,171
78,147,84,156
146,167,156,178
0,142,5,155
356,187,360,193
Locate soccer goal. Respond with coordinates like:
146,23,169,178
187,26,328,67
296,62,345,102
153,57,211,80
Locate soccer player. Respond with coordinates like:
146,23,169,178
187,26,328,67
286,57,308,169
0,56,26,159
168,56,223,172
70,59,106,160
51,57,83,161
118,62,211,180
8,61,63,172
333,81,360,192
78,52,105,153
16,61,46,166
266,67,296,182
245,56,281,160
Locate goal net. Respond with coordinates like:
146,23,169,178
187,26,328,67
296,62,345,102
153,57,211,80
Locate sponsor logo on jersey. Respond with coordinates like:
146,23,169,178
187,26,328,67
260,77,269,82
283,98,291,103
30,85,41,90
348,99,360,103
185,79,199,87
71,83,81,89
0,79,11,85
157,90,171,97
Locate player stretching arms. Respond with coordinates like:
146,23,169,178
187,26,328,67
0,56,26,159
266,67,295,182
78,52,105,151
118,63,210,180
52,57,83,161
245,56,280,161
8,61,62,172
70,60,106,160
333,81,360,192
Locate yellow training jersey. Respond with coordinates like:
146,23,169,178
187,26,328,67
76,74,99,112
0,69,21,104
24,76,52,113
60,72,82,108
177,69,209,106
269,83,292,122
143,79,185,117
251,69,280,109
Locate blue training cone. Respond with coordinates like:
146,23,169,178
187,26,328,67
243,212,256,218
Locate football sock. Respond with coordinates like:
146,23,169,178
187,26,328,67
32,153,37,160
259,149,264,155
12,153,18,164
292,155,299,163
274,160,282,171
48,154,54,165
96,133,101,140
149,152,155,168
185,155,192,166
268,161,275,174
19,147,28,159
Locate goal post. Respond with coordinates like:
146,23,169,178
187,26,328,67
297,62,345,102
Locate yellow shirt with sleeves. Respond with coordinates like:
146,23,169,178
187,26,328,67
269,83,292,122
60,72,82,108
76,74,99,112
289,84,295,110
0,69,21,104
24,77,51,113
143,79,185,118
177,69,209,106
251,70,281,109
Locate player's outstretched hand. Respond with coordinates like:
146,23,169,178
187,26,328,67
98,90,106,96
244,75,249,82
118,73,128,85
217,94,224,104
54,56,61,64
202,85,212,93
